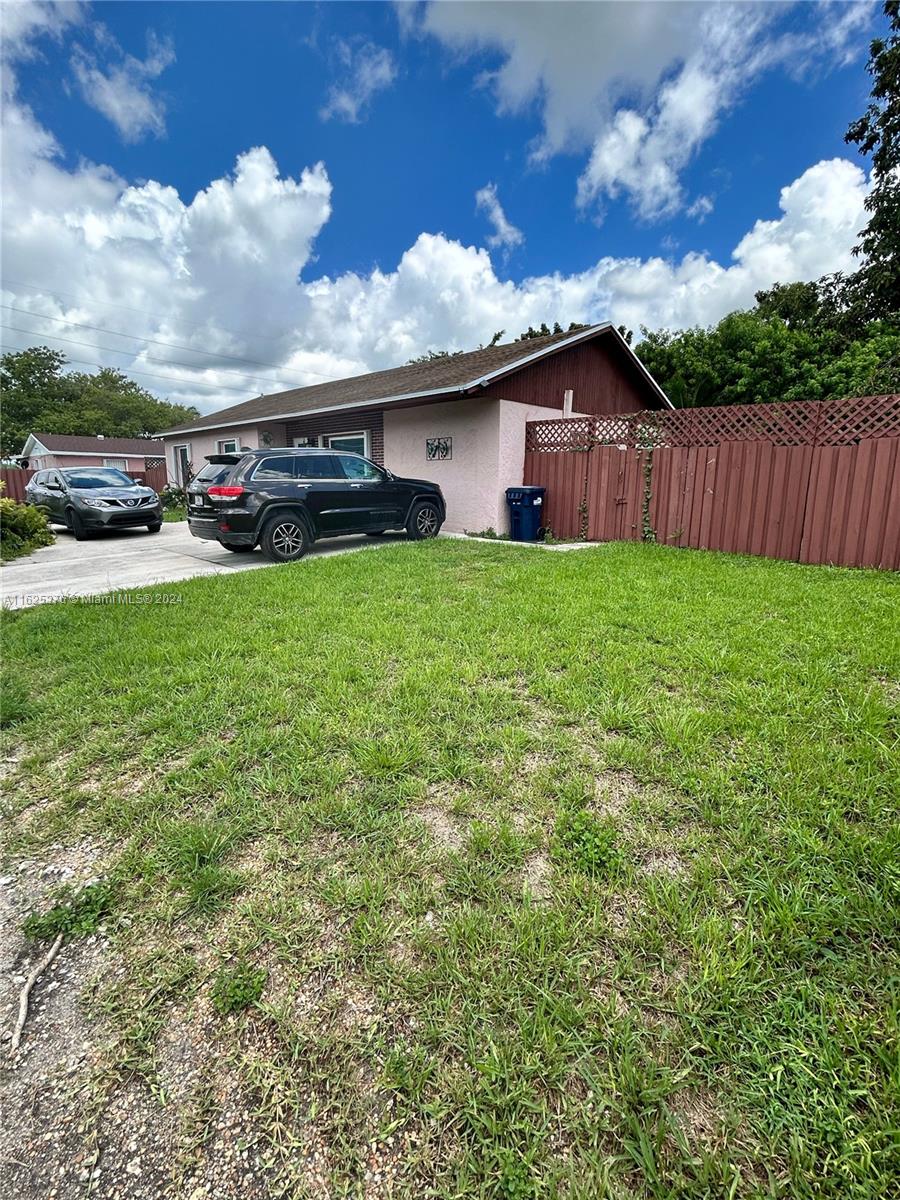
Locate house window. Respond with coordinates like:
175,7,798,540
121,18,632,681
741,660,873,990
217,438,239,454
292,435,319,447
325,431,369,457
172,443,191,485
103,457,127,470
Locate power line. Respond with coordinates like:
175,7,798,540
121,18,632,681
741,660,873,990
0,303,313,382
1,277,296,347
0,321,287,391
0,328,256,396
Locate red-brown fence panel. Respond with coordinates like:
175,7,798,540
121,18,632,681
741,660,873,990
1,469,35,502
800,437,900,570
585,447,646,542
524,394,900,569
523,450,586,539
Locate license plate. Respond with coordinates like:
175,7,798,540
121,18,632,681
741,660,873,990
193,494,205,507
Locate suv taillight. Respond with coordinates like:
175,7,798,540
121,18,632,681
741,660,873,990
207,485,245,500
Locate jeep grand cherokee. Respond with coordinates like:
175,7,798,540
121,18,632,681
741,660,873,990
186,448,445,562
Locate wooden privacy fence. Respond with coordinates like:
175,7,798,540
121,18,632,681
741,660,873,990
524,394,900,569
1,463,169,502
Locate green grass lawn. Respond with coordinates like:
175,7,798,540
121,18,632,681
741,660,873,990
2,540,898,1198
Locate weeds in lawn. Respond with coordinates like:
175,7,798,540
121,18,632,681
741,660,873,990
552,809,622,877
23,878,115,939
211,959,267,1014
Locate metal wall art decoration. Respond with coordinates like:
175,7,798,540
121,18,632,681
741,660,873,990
426,437,452,461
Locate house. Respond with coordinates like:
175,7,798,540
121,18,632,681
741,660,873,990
160,324,670,533
18,433,167,475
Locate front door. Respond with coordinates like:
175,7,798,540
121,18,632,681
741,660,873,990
335,455,406,530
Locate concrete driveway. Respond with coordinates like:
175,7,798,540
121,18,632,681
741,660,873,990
1,521,405,609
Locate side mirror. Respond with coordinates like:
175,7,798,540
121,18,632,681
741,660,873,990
46,481,61,491
383,468,394,481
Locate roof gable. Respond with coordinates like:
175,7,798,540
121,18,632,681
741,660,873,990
24,433,165,456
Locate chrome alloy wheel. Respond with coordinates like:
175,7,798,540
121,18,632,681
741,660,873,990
271,521,306,556
416,506,439,536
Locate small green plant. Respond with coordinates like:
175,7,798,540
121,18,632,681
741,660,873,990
23,879,115,940
464,527,508,540
211,958,266,1014
552,810,621,877
0,492,54,561
159,483,189,511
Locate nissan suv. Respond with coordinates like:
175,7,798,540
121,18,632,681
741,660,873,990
186,448,445,562
25,467,163,539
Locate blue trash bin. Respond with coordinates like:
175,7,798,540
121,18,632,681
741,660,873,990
506,486,546,542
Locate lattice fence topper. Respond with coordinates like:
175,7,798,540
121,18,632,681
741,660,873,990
525,395,900,452
145,457,166,469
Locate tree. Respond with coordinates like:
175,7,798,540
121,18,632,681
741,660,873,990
0,346,200,458
844,0,900,324
635,310,900,407
515,321,589,341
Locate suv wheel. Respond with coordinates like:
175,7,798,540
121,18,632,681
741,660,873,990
407,501,441,540
67,508,90,541
260,515,310,562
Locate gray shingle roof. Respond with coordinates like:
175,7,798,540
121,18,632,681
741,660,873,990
31,433,165,455
161,325,630,435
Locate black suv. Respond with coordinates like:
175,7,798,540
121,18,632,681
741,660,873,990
186,448,445,561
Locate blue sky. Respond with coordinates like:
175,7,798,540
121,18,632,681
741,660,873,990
0,1,884,412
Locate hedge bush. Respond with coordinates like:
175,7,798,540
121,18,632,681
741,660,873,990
0,494,55,561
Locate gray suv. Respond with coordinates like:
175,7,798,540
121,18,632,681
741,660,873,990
25,467,163,540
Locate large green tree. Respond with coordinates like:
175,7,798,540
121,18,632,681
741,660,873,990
636,312,899,407
844,0,900,325
0,346,199,458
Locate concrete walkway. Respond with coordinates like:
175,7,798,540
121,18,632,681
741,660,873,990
0,522,406,609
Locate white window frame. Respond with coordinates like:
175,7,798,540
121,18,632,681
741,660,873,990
324,430,370,458
292,435,319,447
172,443,191,485
103,457,127,470
217,438,239,454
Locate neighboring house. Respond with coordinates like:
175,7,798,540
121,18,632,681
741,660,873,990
160,324,670,533
18,433,166,475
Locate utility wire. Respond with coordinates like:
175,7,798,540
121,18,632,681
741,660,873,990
0,328,256,395
2,277,296,347
0,303,314,382
0,321,286,391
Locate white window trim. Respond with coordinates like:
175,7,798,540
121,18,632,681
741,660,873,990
217,438,239,454
103,457,127,469
292,435,319,447
172,443,191,484
325,430,370,457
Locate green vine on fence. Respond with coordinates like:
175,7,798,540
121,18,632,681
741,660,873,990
639,441,656,543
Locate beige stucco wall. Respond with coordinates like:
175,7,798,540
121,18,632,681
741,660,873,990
382,399,502,533
383,397,566,534
164,422,290,482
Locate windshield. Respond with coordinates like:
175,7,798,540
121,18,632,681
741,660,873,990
63,468,134,489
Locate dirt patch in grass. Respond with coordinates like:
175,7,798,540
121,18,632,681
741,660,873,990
670,1086,723,1150
522,851,552,901
640,848,687,878
591,769,645,819
416,805,465,852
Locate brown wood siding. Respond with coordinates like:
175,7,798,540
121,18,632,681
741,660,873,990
283,410,385,463
479,338,660,413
